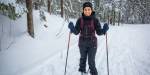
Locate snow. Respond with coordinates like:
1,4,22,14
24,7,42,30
0,10,150,75
14,4,27,16
0,0,16,5
0,0,27,17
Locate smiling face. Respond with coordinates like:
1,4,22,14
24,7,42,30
83,7,92,16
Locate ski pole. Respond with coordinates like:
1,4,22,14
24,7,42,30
106,33,110,75
64,32,71,75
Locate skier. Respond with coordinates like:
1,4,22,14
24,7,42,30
68,2,109,75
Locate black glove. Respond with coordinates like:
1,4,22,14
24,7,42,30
103,23,109,34
68,22,75,33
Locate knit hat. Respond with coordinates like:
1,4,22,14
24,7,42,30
83,2,93,10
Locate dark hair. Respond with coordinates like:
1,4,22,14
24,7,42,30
83,2,93,10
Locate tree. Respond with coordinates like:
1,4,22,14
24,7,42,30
48,0,51,14
118,0,123,26
26,0,34,38
111,2,116,25
61,0,63,18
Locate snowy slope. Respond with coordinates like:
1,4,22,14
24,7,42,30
0,10,150,75
0,10,70,75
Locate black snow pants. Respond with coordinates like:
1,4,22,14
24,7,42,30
78,36,98,75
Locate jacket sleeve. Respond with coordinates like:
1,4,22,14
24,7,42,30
95,18,104,35
73,18,80,35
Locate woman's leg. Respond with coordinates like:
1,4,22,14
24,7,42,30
79,45,88,72
88,46,98,75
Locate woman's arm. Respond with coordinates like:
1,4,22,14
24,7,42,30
95,18,104,35
73,18,81,35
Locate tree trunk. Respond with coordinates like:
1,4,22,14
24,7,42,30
48,0,51,14
61,0,63,18
104,12,106,22
34,2,39,10
118,11,121,26
26,0,34,38
108,14,110,24
113,10,116,25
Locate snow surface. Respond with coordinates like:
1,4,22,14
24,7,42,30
0,10,150,75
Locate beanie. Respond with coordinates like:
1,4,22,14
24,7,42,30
83,2,93,10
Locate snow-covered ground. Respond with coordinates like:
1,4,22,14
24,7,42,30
0,10,150,75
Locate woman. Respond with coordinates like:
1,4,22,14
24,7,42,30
68,2,109,75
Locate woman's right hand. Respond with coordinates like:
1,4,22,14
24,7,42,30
68,21,75,33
